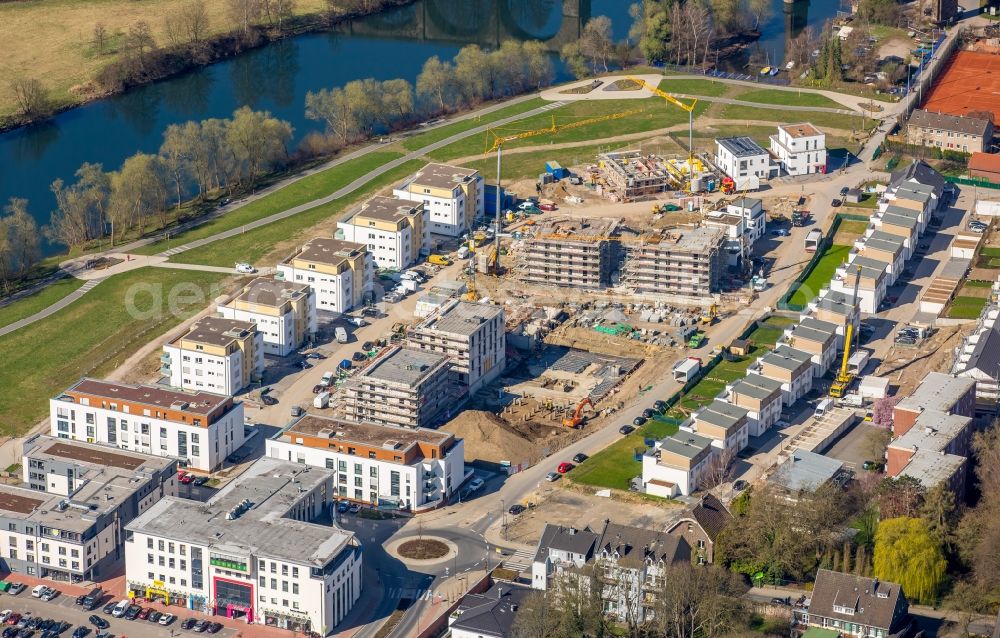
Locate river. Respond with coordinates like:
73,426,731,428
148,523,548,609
0,0,837,256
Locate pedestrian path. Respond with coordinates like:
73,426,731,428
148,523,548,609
0,277,105,338
501,548,535,572
161,244,191,257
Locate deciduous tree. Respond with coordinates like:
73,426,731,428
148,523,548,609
93,22,109,56
416,56,456,112
579,16,614,73
873,517,946,604
9,77,49,118
2,198,40,279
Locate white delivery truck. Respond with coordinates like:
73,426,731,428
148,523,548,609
335,327,348,343
313,392,331,409
814,398,833,418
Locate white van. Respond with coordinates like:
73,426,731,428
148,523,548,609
313,392,331,409
112,600,131,617
814,398,833,419
335,327,348,343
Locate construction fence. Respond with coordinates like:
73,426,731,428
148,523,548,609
777,215,846,312
947,175,1000,190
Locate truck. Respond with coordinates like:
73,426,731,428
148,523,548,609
335,327,348,344
313,392,331,409
791,210,812,227
320,371,335,387
751,275,769,292
427,254,452,266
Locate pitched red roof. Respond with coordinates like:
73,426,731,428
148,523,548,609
970,152,1000,173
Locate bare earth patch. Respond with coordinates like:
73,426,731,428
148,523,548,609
397,539,449,560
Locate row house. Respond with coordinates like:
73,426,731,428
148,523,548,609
753,345,814,406
681,399,750,457
722,373,783,437
642,432,715,497
781,317,839,378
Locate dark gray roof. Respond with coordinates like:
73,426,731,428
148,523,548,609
909,109,991,137
787,323,835,345
809,569,907,632
797,317,839,337
717,136,768,158
452,583,533,638
743,373,784,394
960,321,1000,376
597,520,691,568
883,204,921,219
890,160,944,198
881,213,918,230
689,493,732,541
762,346,813,371
532,523,599,564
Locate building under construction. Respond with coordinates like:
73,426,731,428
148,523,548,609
597,151,674,201
623,227,726,297
520,217,620,289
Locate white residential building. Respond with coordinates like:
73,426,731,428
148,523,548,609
770,123,827,175
753,345,815,406
125,458,362,635
642,432,716,497
407,299,506,395
715,137,772,181
276,238,373,314
50,378,247,472
726,197,766,245
218,277,317,357
722,373,784,437
681,399,750,457
830,257,888,315
161,316,264,396
393,163,484,237
337,196,428,270
266,414,465,511
342,347,453,429
3,436,177,583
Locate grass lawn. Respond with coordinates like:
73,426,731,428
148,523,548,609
133,151,404,256
788,244,851,307
399,98,546,151
843,193,878,209
747,316,796,346
459,143,623,181
428,98,710,161
947,296,988,319
666,355,759,420
965,280,994,288
836,220,871,237
572,419,680,491
0,267,226,435
718,104,861,131
981,247,1000,258
0,277,85,330
658,78,730,97
173,160,425,266
733,88,842,109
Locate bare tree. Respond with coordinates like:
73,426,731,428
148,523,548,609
123,21,157,75
579,16,614,73
9,77,49,118
92,22,109,56
180,0,211,44
228,0,262,42
748,0,773,30
415,56,456,113
262,0,296,31
2,198,41,279
108,153,169,239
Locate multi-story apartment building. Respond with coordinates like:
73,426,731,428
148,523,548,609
642,432,716,497
337,196,428,270
782,317,839,377
393,163,484,237
266,413,464,511
802,290,860,348
520,217,619,289
218,277,316,357
726,197,766,245
722,373,783,437
792,570,910,638
754,346,814,406
125,458,362,635
50,378,247,472
597,151,672,200
682,399,750,456
342,347,452,429
407,299,505,394
162,317,264,396
2,436,176,583
704,211,748,268
623,227,726,298
276,238,373,314
830,258,888,315
770,123,827,176
906,109,993,154
715,137,772,182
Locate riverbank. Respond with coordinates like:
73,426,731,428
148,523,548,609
0,0,416,132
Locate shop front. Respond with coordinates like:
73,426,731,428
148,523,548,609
212,576,254,623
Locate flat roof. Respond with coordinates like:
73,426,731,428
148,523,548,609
696,400,748,429
771,449,843,492
536,216,619,240
227,277,310,308
862,236,903,255
359,347,449,387
126,458,354,567
896,372,975,414
60,378,232,417
717,136,768,158
729,197,763,209
283,237,367,267
880,213,919,230
0,490,45,515
786,323,835,344
729,379,776,401
797,317,839,337
867,230,904,246
24,435,174,475
39,441,144,470
281,413,453,449
780,122,823,138
894,187,931,204
357,196,423,223
742,372,784,393
762,346,813,371
416,299,503,337
400,162,479,190
898,452,965,487
657,432,714,459
883,204,922,218
172,316,256,348
891,410,972,454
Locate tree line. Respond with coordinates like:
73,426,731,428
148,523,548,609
304,40,555,145
43,106,292,250
0,199,41,295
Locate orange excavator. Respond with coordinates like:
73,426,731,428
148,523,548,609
563,398,594,428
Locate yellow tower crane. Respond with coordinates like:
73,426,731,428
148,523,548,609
829,264,863,398
627,77,698,173
483,107,646,274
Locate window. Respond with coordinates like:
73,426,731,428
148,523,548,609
292,583,299,594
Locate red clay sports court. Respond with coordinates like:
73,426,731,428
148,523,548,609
921,49,1000,122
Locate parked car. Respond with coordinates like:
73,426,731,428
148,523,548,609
180,474,194,484
124,605,141,620
72,627,89,638
0,614,10,626
348,504,361,514
557,462,574,474
862,460,876,471
641,408,656,419
4,614,19,627
632,416,647,426
618,425,635,435
111,601,130,618
508,504,526,515
148,610,162,623
31,585,46,598
312,384,324,394
733,480,748,491
7,584,24,596
653,400,667,413
40,588,57,602
466,477,485,493
305,351,326,360
831,198,842,207
352,352,367,362
545,471,560,482
192,619,209,632
136,607,151,620
102,603,116,615
181,618,197,631
234,262,256,274
193,476,209,486
160,614,176,626
207,622,223,634
839,186,850,197
88,616,108,631
572,452,588,463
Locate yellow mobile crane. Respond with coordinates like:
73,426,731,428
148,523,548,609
829,265,863,398
483,107,646,274
628,77,698,171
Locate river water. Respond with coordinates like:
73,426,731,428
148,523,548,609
0,0,837,255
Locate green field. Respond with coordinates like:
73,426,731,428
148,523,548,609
947,296,988,319
400,98,546,151
428,98,711,161
0,268,226,435
571,418,680,491
718,104,860,131
459,143,623,181
173,160,425,267
734,88,842,109
658,78,730,97
788,244,851,307
0,277,85,330
133,150,404,256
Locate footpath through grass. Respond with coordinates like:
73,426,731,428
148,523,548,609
0,277,85,330
0,268,227,436
788,244,851,307
733,88,842,109
400,98,546,151
133,151,404,256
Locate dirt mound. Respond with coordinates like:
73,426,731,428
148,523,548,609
445,410,567,465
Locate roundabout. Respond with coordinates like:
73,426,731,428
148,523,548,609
385,534,459,566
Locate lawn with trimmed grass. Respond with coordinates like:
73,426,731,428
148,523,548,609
788,244,851,307
459,143,624,181
0,268,227,435
666,355,759,420
173,160,426,267
658,78,729,97
572,419,680,491
747,316,796,346
400,98,546,151
718,104,860,131
734,88,842,109
0,277,85,330
428,98,710,161
133,151,404,256
947,296,988,319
